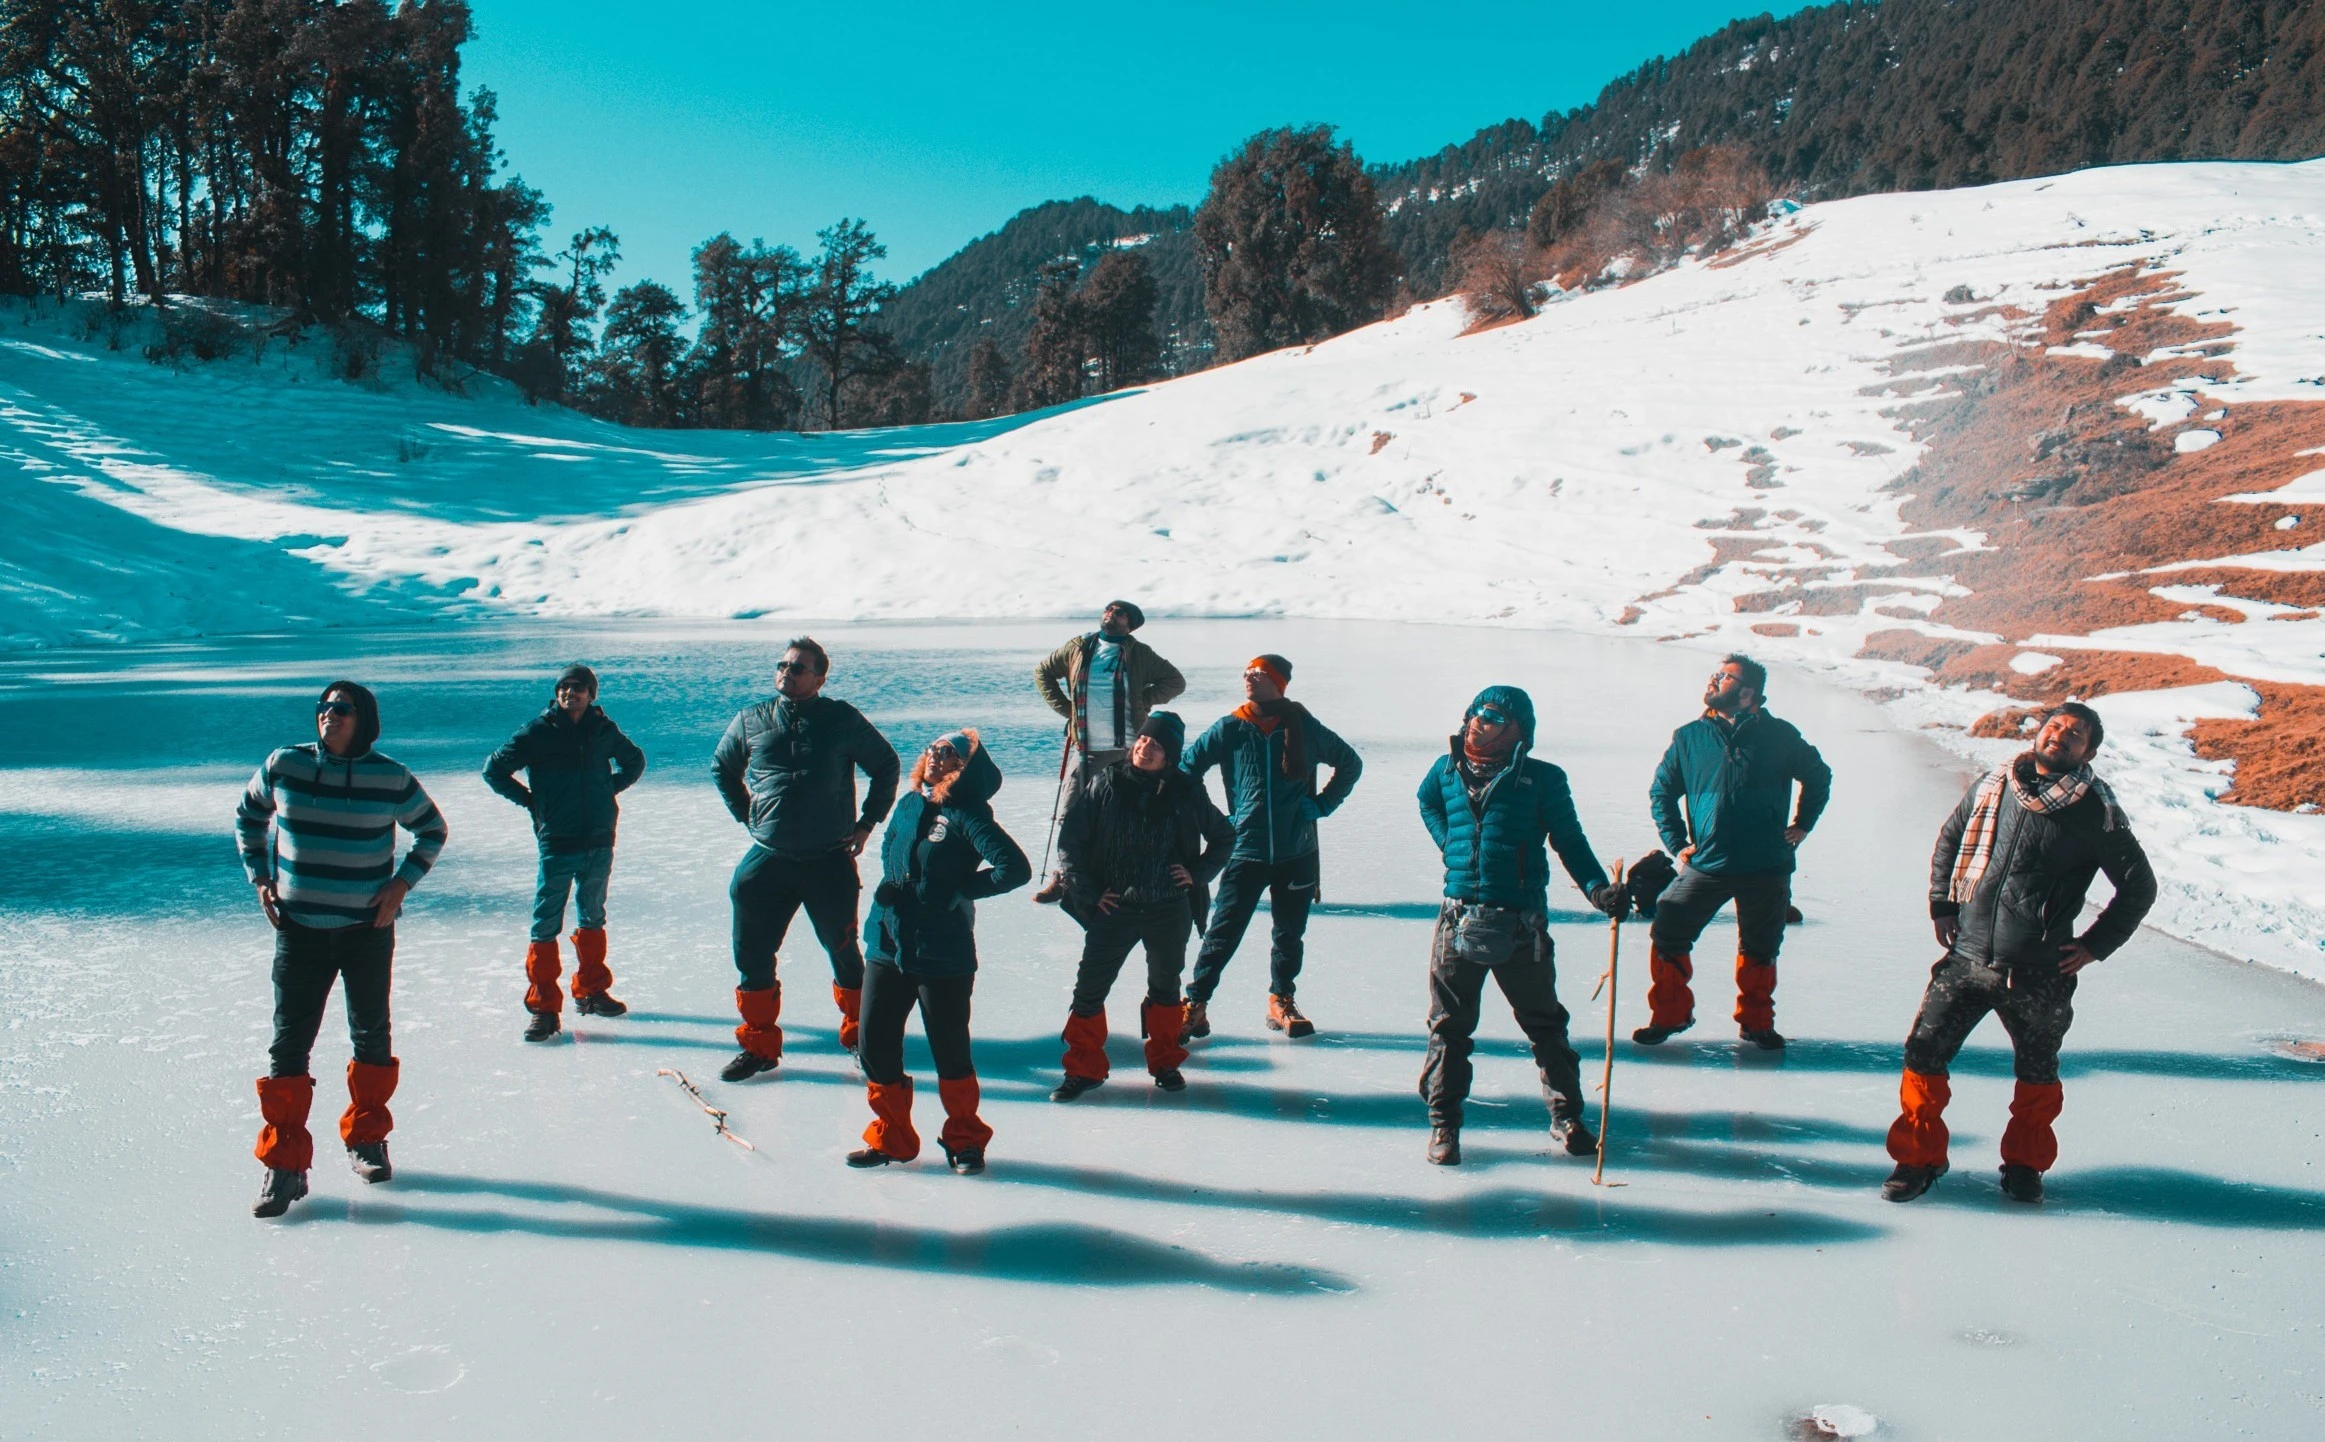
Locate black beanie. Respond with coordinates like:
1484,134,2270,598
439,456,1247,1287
556,664,599,695
1107,599,1146,632
1138,709,1186,766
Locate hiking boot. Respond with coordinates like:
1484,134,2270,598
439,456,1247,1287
1740,1026,1787,1051
1999,1164,2044,1204
523,1010,561,1043
575,991,628,1018
720,1050,779,1083
347,1142,392,1184
845,1148,898,1169
1427,1126,1461,1166
942,1144,986,1176
1267,994,1315,1039
1152,1068,1187,1093
1881,1161,1947,1202
252,1168,308,1218
1033,873,1067,905
1632,1020,1693,1045
1785,904,1805,925
1551,1114,1599,1158
1050,1074,1104,1103
1181,999,1211,1039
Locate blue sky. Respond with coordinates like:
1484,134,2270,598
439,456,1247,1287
464,2,1810,299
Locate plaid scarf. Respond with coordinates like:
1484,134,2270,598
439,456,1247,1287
1948,753,2119,903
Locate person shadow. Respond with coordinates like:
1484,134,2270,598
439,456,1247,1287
293,1171,1351,1293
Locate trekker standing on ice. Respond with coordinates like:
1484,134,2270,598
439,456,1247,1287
1031,600,1185,903
1180,654,1363,1040
1416,686,1628,1167
1050,711,1232,1102
711,638,900,1082
1882,703,2155,1204
237,681,447,1218
848,730,1030,1173
1637,654,1833,1050
483,663,647,1042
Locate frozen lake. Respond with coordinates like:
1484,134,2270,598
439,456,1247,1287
4,618,2321,1439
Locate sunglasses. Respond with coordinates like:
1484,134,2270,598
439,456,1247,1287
774,660,816,674
316,701,356,718
1469,708,1509,725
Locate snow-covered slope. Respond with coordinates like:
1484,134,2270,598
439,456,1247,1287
5,160,2323,978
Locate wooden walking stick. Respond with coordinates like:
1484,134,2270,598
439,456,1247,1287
1589,858,1626,1188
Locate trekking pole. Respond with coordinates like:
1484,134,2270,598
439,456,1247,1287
1035,717,1074,890
1589,858,1625,1188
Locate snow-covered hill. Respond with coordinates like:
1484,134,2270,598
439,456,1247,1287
5,160,2324,979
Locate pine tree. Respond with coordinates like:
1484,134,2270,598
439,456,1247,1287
589,280,687,427
801,217,897,430
522,226,619,402
962,336,1013,420
689,231,805,429
1012,259,1084,411
1077,248,1158,392
1193,125,1396,363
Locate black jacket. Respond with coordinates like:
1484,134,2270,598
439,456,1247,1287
712,694,900,857
1059,761,1232,910
483,705,646,851
865,742,1030,977
1928,764,2157,977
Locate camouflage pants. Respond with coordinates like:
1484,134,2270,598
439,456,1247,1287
1901,952,2077,1085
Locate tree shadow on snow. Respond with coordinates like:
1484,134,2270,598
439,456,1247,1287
2049,1167,2325,1230
301,1171,1349,1293
987,1158,1882,1247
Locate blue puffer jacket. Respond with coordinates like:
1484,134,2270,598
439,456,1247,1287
1648,706,1832,876
1416,685,1611,913
1183,705,1363,863
865,736,1030,977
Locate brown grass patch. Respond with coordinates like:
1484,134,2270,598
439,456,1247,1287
1369,431,1393,455
2141,566,2325,609
1860,630,2233,701
2191,682,2325,810
1751,622,1802,637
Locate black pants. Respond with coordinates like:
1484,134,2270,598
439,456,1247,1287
1648,866,1791,960
1070,896,1192,1015
730,845,863,991
1418,905,1585,1129
1189,850,1319,1003
269,920,394,1077
1903,952,2078,1085
859,961,975,1085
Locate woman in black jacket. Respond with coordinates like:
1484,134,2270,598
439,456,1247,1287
849,730,1030,1173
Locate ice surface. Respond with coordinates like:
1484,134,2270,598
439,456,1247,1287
4,620,2321,1439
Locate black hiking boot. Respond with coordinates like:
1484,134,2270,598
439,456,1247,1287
1551,1114,1599,1158
1740,1026,1787,1051
1881,1161,1947,1202
845,1147,899,1168
1152,1068,1187,1093
720,1050,779,1083
1427,1126,1461,1166
1999,1164,2044,1204
575,992,628,1018
1181,999,1211,1039
252,1168,308,1218
942,1144,986,1176
1632,1020,1693,1045
523,1010,561,1043
347,1142,391,1184
1050,1074,1104,1103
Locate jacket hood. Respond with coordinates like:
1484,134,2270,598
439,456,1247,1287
1466,685,1536,747
950,733,1003,805
320,679,381,755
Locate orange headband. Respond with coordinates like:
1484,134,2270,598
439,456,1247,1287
1245,656,1289,690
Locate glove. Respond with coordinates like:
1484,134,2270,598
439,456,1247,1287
1624,850,1679,920
872,880,906,909
1588,882,1630,920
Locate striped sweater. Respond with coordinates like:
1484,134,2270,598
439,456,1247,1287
235,744,448,929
